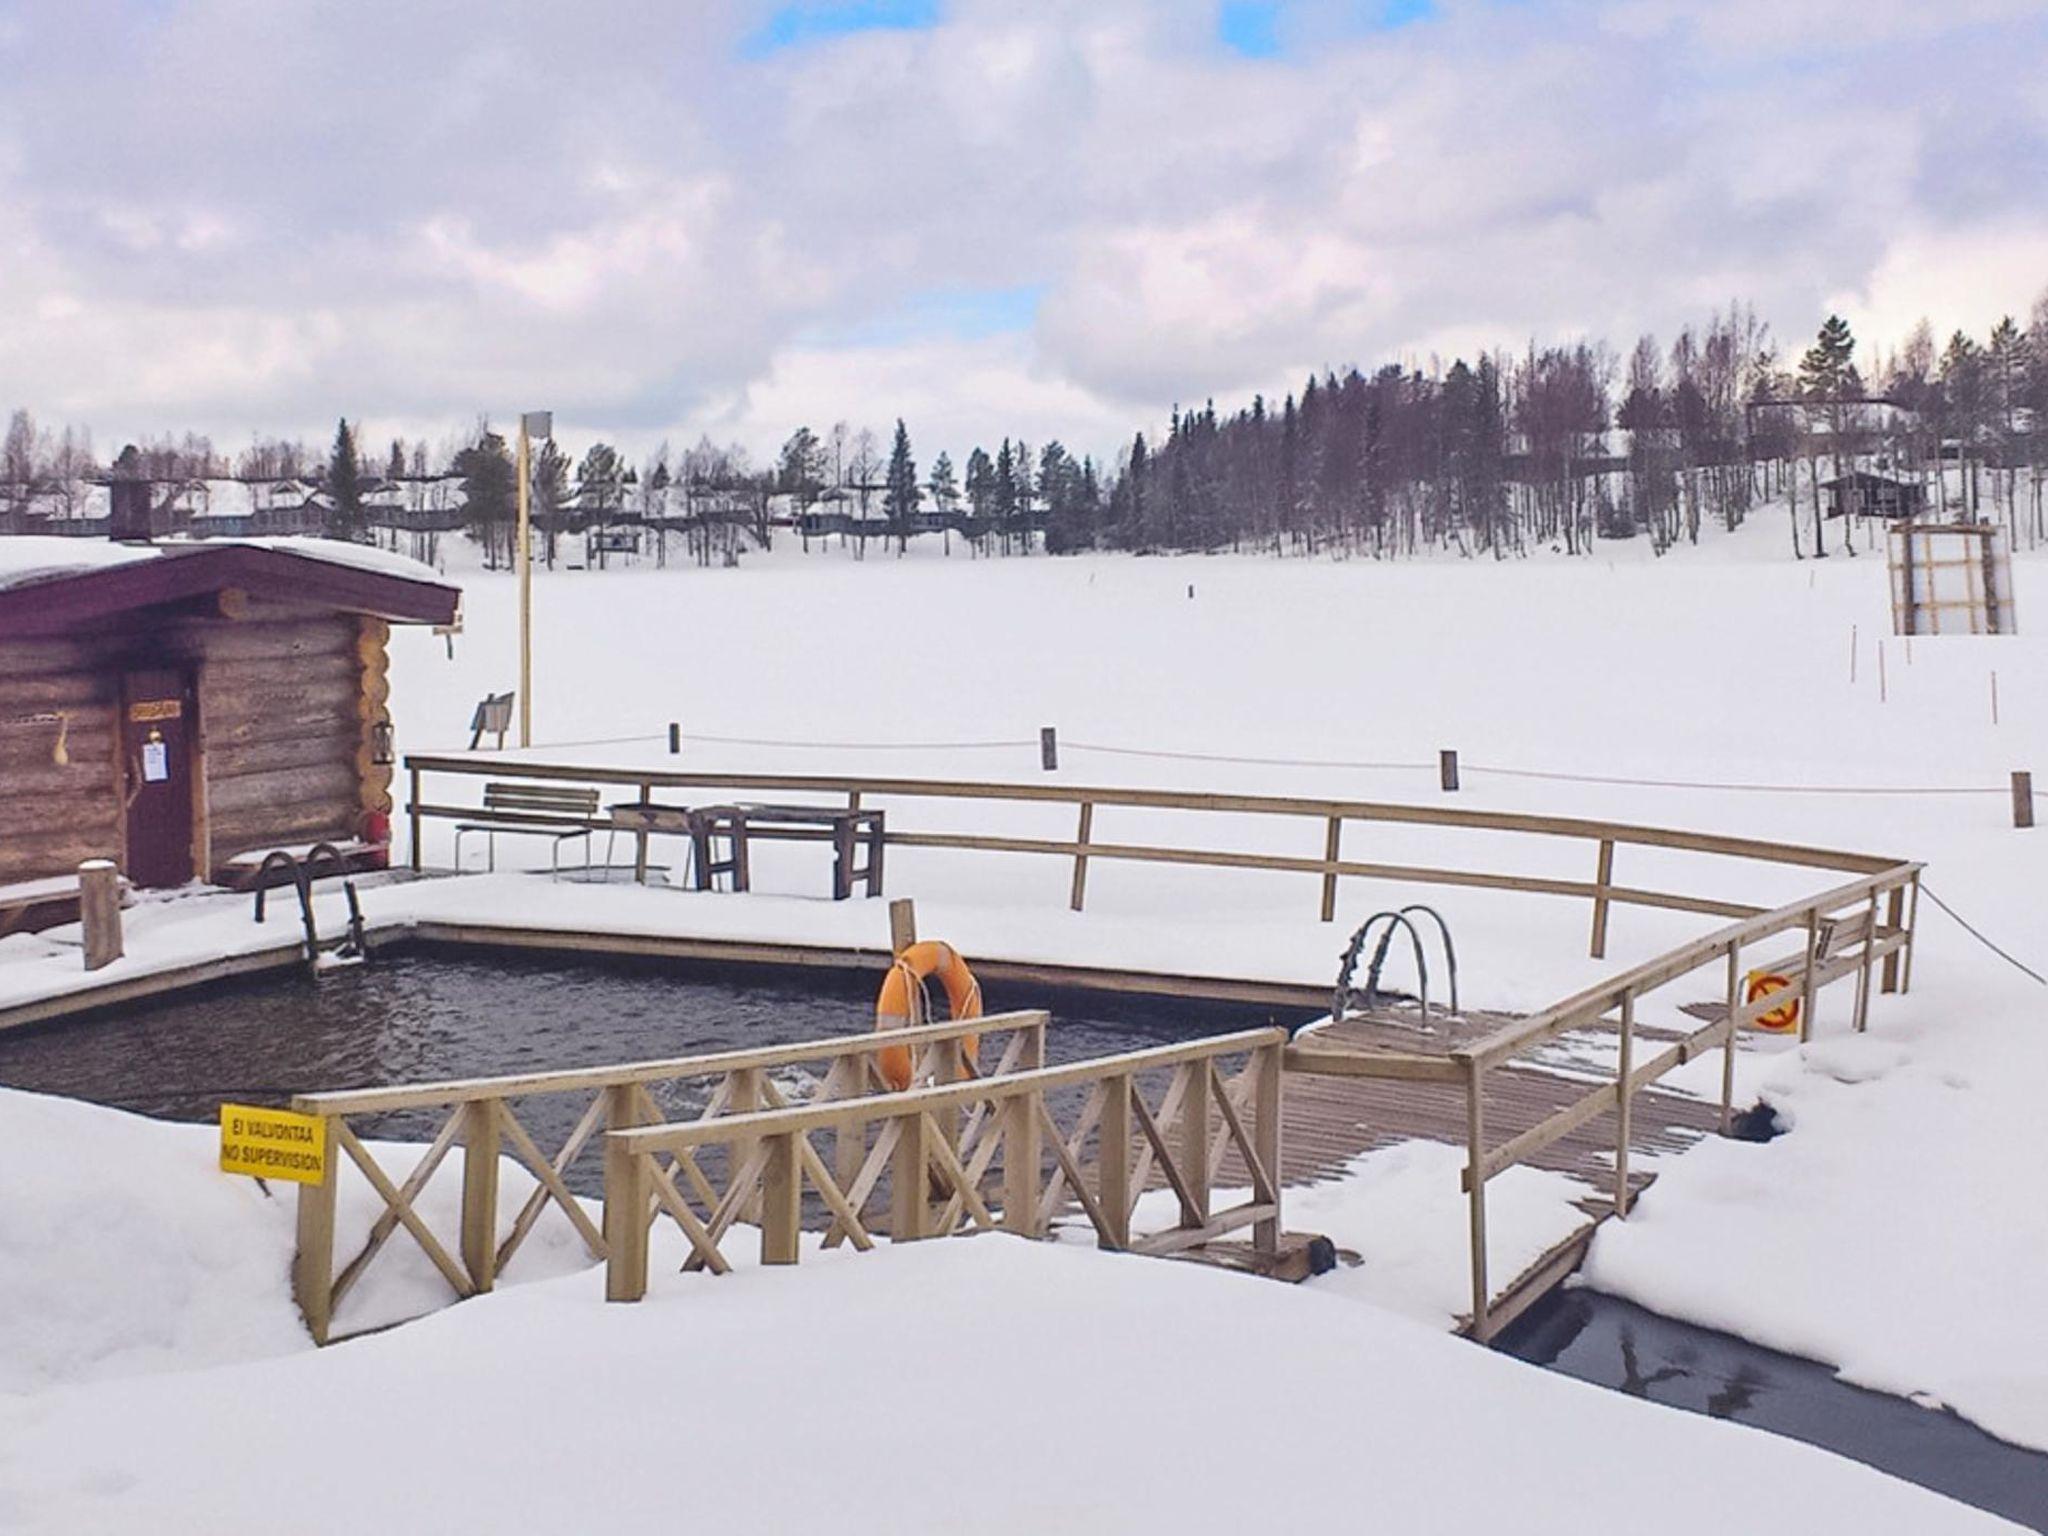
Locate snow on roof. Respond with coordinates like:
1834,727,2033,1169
0,534,451,595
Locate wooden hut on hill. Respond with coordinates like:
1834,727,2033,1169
0,541,458,923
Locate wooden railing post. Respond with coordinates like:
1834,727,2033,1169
891,1110,933,1242
1901,872,1921,994
761,1133,801,1265
460,1100,501,1293
1180,1061,1212,1229
1589,838,1615,959
601,1083,647,1302
1613,994,1634,1218
1069,802,1094,912
408,762,424,873
1002,1089,1044,1238
1097,1074,1133,1249
293,1119,340,1345
78,859,123,971
1798,909,1821,1042
1462,1057,1490,1342
1253,1043,1283,1255
2014,770,2034,829
1320,816,1342,924
1720,944,1740,1135
603,1138,651,1302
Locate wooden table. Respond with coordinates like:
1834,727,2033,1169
607,800,695,884
689,804,885,900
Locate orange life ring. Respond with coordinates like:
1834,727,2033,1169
1745,970,1801,1034
876,941,982,1091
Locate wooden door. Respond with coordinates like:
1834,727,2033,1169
122,668,198,888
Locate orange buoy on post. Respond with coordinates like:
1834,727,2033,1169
876,941,983,1091
1744,970,1801,1034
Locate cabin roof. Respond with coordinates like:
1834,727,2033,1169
1819,470,1916,490
0,538,460,639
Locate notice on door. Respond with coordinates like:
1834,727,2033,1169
141,738,169,782
219,1104,327,1184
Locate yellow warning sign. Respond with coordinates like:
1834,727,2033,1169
219,1104,327,1184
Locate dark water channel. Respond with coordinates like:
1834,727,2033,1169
2,946,2041,1528
1501,1290,2048,1531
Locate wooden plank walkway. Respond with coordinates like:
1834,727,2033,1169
1271,1004,1725,1213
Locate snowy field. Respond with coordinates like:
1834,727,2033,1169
3,513,2047,1529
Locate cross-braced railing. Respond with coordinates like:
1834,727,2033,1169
601,1028,1289,1300
287,1012,1048,1342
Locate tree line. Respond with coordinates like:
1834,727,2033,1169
7,292,2048,563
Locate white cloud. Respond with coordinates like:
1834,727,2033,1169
0,0,2041,465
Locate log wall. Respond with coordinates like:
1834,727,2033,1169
0,595,383,887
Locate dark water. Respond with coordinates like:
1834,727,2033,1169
0,943,1281,1190
1502,1289,2048,1531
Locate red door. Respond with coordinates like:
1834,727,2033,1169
122,669,197,888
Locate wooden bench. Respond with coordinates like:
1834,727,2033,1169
688,804,884,900
454,784,606,877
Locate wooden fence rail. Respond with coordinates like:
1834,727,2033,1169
602,1029,1288,1302
405,757,1903,952
1290,861,1921,1342
287,1012,1048,1343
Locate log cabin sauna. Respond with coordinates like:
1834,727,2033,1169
0,541,458,931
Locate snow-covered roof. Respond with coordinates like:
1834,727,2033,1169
0,534,448,594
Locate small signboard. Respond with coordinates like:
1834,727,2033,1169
219,1103,327,1184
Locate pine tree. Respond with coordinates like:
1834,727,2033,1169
883,419,919,554
326,417,363,542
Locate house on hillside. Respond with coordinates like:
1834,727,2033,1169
0,540,458,928
1822,470,1925,521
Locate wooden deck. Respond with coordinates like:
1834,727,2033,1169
1275,1003,1723,1206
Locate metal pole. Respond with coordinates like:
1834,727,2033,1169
516,418,533,748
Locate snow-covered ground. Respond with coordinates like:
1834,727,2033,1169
0,1089,2014,1534
3,510,2045,1526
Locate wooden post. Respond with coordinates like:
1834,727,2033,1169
2014,771,2035,829
760,1133,801,1265
1992,671,2000,726
1588,839,1615,960
1880,884,1906,994
1439,749,1460,792
633,779,652,883
888,898,917,957
1069,802,1094,912
1720,945,1740,1135
1901,873,1921,994
1798,909,1820,1043
668,722,681,754
729,1068,764,1225
292,1120,339,1345
78,859,122,971
1319,816,1342,924
408,762,423,873
1097,1074,1133,1250
603,1138,650,1302
1852,893,1879,1033
1878,640,1888,703
890,1111,933,1242
1180,1061,1212,1230
1040,726,1058,772
459,1100,501,1293
1253,1043,1283,1256
1613,994,1634,1218
1463,1057,1490,1342
1002,1090,1044,1237
601,1083,647,1302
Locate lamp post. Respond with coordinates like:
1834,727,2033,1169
516,410,551,748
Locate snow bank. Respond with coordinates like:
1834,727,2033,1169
0,1210,2010,1533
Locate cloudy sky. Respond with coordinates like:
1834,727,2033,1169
2,0,2044,466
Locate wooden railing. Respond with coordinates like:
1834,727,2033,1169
602,1028,1288,1301
404,756,1904,953
1288,860,1922,1341
287,1012,1047,1343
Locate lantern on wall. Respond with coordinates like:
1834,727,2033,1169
370,716,395,767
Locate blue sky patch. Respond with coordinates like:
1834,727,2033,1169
745,0,940,57
1219,0,1437,57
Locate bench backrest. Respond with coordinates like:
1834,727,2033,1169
482,783,602,819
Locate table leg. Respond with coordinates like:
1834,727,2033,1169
832,819,854,901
